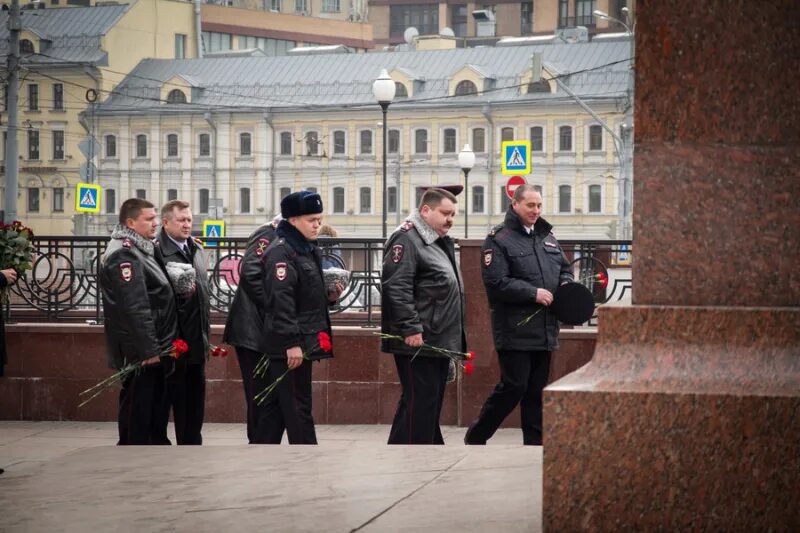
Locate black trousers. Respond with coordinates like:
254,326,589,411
235,347,261,444
388,354,450,445
253,358,317,445
163,362,205,445
118,365,171,446
465,350,551,446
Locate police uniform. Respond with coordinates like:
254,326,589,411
100,226,178,445
157,228,210,445
223,221,277,443
257,192,333,445
381,210,466,445
464,208,572,445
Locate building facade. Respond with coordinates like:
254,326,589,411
90,38,630,239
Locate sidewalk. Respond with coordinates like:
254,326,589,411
0,422,541,532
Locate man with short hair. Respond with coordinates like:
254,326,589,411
465,185,572,446
100,198,178,445
381,188,467,444
157,200,210,445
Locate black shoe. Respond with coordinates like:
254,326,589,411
463,422,486,445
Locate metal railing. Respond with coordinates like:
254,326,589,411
5,236,631,326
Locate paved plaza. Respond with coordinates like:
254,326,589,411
0,422,541,532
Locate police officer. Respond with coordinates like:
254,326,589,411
382,187,466,445
258,191,342,444
100,198,178,445
157,200,210,445
223,216,279,443
464,185,572,446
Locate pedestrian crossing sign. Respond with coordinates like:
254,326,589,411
501,141,531,175
202,220,225,247
75,183,102,213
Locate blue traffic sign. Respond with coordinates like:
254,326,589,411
75,183,101,213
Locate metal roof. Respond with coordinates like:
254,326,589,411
98,40,631,113
0,4,130,65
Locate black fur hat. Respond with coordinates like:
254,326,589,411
280,191,323,218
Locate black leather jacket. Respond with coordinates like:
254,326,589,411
100,226,178,370
482,209,572,352
260,220,333,361
223,222,277,353
380,212,466,357
157,228,210,365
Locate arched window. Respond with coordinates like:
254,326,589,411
332,186,345,213
395,82,408,98
105,135,117,158
472,185,485,213
414,129,428,154
332,130,346,154
472,128,485,153
388,129,400,154
166,134,178,157
359,186,371,213
280,132,292,155
589,125,603,151
588,184,602,213
501,127,514,142
166,89,187,104
305,131,319,155
387,186,398,213
19,39,34,54
240,132,252,156
442,128,456,153
559,126,573,152
559,185,572,213
359,130,373,155
530,126,544,152
135,134,147,158
198,133,210,157
454,80,478,96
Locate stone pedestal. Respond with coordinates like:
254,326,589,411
543,0,800,529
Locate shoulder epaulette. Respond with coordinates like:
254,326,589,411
399,220,414,233
489,223,505,237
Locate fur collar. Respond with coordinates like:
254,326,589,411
110,225,154,256
407,210,439,245
276,219,315,255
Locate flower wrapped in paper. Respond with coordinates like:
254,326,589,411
165,261,197,297
322,267,350,294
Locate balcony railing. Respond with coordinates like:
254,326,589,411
4,236,631,326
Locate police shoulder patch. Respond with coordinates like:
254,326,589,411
391,244,404,263
255,238,270,257
400,220,414,232
119,262,133,282
483,249,493,267
275,262,288,281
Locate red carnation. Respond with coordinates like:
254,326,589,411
466,351,476,361
595,272,609,289
219,347,229,357
464,362,474,376
210,346,220,357
318,331,333,352
172,339,189,357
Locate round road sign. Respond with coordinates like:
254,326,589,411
505,175,527,199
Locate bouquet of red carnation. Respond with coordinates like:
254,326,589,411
254,331,332,405
377,333,476,377
78,339,189,408
209,344,230,358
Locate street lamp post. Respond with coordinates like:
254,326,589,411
458,144,475,238
372,69,396,239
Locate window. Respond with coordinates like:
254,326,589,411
387,186,398,213
359,187,371,213
52,130,65,159
167,134,179,157
135,189,146,199
450,4,468,36
280,132,292,155
521,1,533,34
575,0,597,26
559,126,573,151
105,135,117,158
390,4,438,37
415,186,425,207
28,130,39,160
271,0,281,10
359,130,373,155
53,187,64,212
559,185,571,212
472,128,485,153
332,130,346,155
530,126,543,152
388,129,400,154
589,184,602,213
534,184,543,195
472,185,485,213
175,33,187,59
167,189,178,201
528,80,550,93
295,0,307,13
333,186,345,213
136,134,147,158
500,186,511,212
198,133,210,157
53,83,64,110
20,39,34,54
442,128,457,153
199,188,210,213
395,82,408,98
240,187,251,213
414,129,428,154
28,187,40,212
321,0,339,12
305,131,319,156
201,31,232,53
105,189,116,214
589,125,603,151
279,187,291,201
238,35,295,55
455,80,478,96
558,0,568,27
240,132,252,156
28,84,39,111
501,127,514,142
167,89,186,104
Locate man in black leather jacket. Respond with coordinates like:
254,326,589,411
223,217,279,443
382,188,466,444
257,191,342,444
465,185,572,446
157,200,210,445
100,198,178,445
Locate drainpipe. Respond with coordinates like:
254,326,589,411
194,0,203,58
203,111,217,218
481,103,494,223
264,110,275,217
